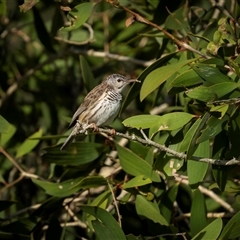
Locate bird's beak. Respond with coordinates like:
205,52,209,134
128,79,141,83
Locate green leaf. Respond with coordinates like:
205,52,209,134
16,129,42,158
209,104,229,119
0,115,9,134
81,206,126,240
0,200,16,212
115,143,160,182
121,52,178,115
140,59,196,101
122,115,161,129
192,218,222,240
122,175,152,189
1,123,16,147
193,64,230,84
61,2,95,31
190,189,207,236
188,140,209,187
43,142,106,166
80,55,96,91
179,113,210,160
220,211,240,239
197,115,228,144
185,86,216,102
170,69,203,87
149,112,195,137
32,176,106,197
136,195,168,226
209,82,238,98
159,184,179,223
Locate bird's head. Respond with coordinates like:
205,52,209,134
105,74,140,93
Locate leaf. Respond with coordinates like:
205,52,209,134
209,104,229,119
192,218,222,240
16,129,42,158
149,112,195,138
80,56,96,91
185,86,217,102
136,195,168,226
179,112,210,160
140,59,196,101
122,175,152,189
188,140,209,187
0,115,9,134
190,189,207,236
1,124,16,147
32,176,107,197
170,69,203,87
193,64,230,84
61,2,95,31
209,82,238,98
159,184,179,223
43,142,106,166
0,200,16,212
126,15,135,27
197,115,228,144
116,143,160,182
121,52,178,114
81,206,126,240
220,211,240,239
122,115,161,129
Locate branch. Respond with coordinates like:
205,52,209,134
78,126,240,165
69,48,154,67
110,2,210,59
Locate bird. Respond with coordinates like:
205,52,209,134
60,74,139,150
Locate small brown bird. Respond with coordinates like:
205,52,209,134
60,74,139,150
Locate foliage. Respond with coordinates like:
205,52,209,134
1,0,240,239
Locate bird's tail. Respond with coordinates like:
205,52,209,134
60,130,75,151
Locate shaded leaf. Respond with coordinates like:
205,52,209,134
81,206,126,240
190,189,207,236
188,140,209,187
116,143,160,182
136,195,168,226
0,115,9,134
16,129,42,158
43,142,106,166
80,56,96,91
33,176,107,197
159,184,179,223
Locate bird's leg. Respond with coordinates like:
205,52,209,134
91,123,99,132
109,128,116,136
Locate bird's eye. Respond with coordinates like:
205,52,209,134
117,79,122,83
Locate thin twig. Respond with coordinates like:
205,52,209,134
174,175,235,212
174,212,235,222
107,180,122,227
55,23,94,45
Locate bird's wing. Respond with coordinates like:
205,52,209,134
68,83,107,128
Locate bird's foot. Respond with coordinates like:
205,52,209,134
109,128,116,136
